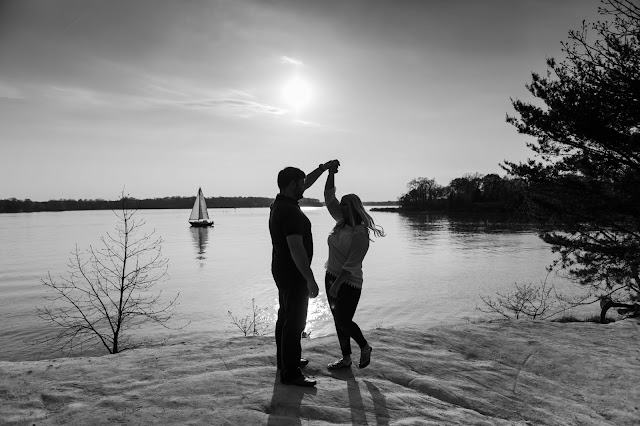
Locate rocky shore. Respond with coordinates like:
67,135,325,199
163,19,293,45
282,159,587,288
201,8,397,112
1,320,638,425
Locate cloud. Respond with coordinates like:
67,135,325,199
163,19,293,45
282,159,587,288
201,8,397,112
292,118,322,127
0,81,23,99
179,98,286,117
45,85,154,110
139,80,285,117
42,79,288,120
139,76,288,118
48,86,110,106
281,56,304,66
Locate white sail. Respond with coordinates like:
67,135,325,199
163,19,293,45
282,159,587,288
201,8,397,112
198,190,210,220
189,188,210,221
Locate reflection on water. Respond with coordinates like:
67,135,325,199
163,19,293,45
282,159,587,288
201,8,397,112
397,212,445,245
0,208,592,362
446,215,534,234
397,212,540,254
189,227,211,261
399,212,535,236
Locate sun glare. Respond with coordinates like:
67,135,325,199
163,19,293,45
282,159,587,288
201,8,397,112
282,76,313,110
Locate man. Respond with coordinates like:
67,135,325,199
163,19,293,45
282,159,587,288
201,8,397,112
269,160,339,387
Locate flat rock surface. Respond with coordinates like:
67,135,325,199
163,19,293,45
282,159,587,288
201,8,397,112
1,320,639,425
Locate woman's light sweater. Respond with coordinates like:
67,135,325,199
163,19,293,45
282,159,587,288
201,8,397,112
324,187,370,288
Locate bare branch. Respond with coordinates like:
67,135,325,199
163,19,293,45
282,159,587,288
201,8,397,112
36,192,184,355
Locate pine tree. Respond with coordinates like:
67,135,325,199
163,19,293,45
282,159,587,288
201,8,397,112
505,0,640,303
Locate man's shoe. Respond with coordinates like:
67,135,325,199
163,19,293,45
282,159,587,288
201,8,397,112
281,375,316,387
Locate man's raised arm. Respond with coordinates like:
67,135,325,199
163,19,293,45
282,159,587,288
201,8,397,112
304,159,340,190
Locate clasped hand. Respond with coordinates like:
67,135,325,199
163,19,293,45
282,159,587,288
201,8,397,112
323,159,340,173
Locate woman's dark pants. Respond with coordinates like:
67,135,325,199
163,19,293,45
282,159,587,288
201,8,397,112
325,272,367,357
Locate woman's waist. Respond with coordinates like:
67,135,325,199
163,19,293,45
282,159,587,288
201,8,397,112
325,266,363,286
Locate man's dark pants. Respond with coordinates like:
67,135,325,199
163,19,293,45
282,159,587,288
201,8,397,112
274,272,309,382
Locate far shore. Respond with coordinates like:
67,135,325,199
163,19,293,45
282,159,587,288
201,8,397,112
1,319,638,425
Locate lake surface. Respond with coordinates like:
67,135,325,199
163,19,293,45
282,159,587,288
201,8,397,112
0,207,592,361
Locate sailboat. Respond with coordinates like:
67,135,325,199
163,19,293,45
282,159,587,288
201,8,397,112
188,187,214,227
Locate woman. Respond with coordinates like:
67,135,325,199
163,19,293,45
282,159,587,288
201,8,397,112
323,165,385,370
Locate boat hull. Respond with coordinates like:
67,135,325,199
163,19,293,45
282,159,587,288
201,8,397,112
189,220,214,227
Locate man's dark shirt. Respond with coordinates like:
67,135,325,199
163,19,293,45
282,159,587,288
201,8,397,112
269,194,313,281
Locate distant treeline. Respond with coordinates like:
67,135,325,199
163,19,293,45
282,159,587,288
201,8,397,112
397,173,526,215
362,201,397,206
0,196,323,213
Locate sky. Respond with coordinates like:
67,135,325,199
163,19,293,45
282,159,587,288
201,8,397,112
0,0,603,202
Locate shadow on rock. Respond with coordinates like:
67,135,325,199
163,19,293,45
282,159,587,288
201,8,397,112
330,368,390,425
266,372,317,426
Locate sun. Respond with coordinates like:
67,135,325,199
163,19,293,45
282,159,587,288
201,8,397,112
282,76,313,110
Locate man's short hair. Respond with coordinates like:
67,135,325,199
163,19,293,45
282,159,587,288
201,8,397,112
277,167,305,190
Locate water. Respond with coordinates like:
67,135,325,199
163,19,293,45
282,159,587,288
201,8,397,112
0,208,588,361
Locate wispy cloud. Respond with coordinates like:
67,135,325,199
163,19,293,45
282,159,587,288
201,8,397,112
281,56,304,66
0,81,24,100
43,78,288,119
292,118,322,127
48,86,109,106
143,79,287,117
45,86,153,110
179,98,286,117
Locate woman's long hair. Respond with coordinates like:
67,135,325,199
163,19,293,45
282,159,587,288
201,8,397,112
333,193,385,239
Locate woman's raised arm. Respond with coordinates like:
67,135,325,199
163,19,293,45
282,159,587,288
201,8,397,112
324,170,342,222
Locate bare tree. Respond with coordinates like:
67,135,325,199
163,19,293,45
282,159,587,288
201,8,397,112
478,272,598,320
227,298,271,337
37,194,180,355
